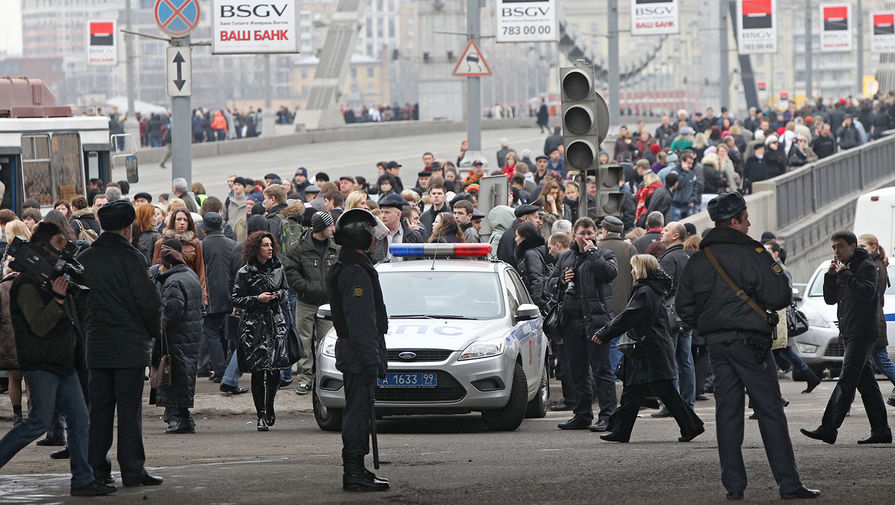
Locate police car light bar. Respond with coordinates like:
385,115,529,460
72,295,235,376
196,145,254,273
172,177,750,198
390,243,492,257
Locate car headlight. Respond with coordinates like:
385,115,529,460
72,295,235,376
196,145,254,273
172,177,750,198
804,311,832,328
797,343,819,354
458,337,506,361
320,335,337,357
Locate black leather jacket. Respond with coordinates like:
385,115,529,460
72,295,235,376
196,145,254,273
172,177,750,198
546,243,618,336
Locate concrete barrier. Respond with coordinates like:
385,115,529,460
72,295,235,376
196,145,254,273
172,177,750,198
681,190,776,242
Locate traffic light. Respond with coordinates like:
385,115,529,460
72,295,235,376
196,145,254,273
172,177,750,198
560,61,619,220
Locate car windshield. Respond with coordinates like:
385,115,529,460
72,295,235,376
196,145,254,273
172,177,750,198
807,264,895,297
379,271,504,319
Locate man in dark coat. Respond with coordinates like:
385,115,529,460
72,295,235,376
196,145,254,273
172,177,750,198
200,213,237,382
633,211,664,254
536,99,550,133
809,123,837,159
676,192,818,501
154,241,204,434
78,200,164,487
327,209,390,492
801,231,891,445
544,126,563,155
418,184,451,240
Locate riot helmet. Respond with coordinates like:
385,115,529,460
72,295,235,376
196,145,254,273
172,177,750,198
334,208,388,250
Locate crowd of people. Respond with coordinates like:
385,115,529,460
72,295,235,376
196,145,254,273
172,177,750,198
2,96,895,499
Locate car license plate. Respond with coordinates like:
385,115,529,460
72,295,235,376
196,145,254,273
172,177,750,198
377,372,437,388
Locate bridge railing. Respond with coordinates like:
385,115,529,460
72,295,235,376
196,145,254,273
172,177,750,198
754,133,895,230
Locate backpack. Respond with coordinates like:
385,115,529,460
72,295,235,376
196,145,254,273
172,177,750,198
277,214,304,252
73,218,98,243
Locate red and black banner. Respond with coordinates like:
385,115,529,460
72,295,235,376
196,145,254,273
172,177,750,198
874,13,894,35
89,22,114,46
823,5,848,31
742,0,772,29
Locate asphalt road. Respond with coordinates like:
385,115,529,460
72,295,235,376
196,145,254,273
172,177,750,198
2,377,895,504
114,127,549,202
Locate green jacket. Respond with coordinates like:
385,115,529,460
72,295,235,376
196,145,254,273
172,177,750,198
10,275,77,375
283,229,340,306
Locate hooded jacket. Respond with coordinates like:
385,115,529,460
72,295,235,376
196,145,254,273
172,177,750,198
232,257,291,371
824,246,879,342
153,262,203,408
487,205,516,260
152,229,208,306
70,207,102,236
514,235,550,307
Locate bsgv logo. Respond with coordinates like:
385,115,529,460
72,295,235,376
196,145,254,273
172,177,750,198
220,3,289,17
634,6,674,15
501,6,550,17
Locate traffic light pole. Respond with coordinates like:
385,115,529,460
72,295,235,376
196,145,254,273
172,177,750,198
608,0,620,127
466,0,482,156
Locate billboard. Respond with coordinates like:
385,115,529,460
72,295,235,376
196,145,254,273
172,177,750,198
737,0,776,54
496,0,557,43
871,12,895,53
211,0,300,54
630,0,679,36
820,3,852,52
87,20,117,66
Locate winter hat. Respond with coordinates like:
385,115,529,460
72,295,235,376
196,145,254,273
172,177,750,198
707,192,747,222
764,135,779,146
247,215,268,234
133,192,152,203
159,246,185,268
202,212,223,231
649,143,662,155
97,200,136,231
776,127,786,136
600,216,624,233
251,202,266,215
666,153,678,163
760,231,777,244
248,193,264,205
311,211,334,233
162,238,182,252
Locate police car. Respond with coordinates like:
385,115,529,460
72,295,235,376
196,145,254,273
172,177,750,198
313,243,548,431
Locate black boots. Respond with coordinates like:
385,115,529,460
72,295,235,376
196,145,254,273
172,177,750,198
257,412,269,431
342,455,389,492
265,373,278,427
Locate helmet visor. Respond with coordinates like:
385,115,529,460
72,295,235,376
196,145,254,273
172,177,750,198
370,216,389,240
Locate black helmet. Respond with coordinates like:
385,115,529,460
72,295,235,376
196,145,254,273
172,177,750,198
334,208,388,250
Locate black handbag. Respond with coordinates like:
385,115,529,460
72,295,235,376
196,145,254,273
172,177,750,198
786,304,809,337
616,332,640,358
225,311,242,341
286,322,304,364
542,279,565,341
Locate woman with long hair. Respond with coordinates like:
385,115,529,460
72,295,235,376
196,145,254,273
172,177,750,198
537,180,563,238
133,204,161,264
152,208,208,305
635,172,662,224
0,220,30,426
151,205,167,233
232,231,291,431
428,213,466,243
345,191,370,210
54,200,72,220
502,151,518,177
592,254,704,443
858,234,895,401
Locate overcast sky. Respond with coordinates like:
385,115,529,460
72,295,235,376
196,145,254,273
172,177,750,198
0,0,23,56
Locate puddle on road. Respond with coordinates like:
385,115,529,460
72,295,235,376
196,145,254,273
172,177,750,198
0,472,68,504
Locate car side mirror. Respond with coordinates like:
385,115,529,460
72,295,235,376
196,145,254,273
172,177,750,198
317,304,332,320
125,155,139,183
792,287,802,303
516,303,540,321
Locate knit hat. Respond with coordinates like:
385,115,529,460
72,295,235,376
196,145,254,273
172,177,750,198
202,212,223,231
311,211,334,233
97,200,136,231
649,143,662,155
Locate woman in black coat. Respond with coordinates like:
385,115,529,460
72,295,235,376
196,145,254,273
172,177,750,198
592,254,704,443
153,240,204,434
514,221,550,308
232,231,291,431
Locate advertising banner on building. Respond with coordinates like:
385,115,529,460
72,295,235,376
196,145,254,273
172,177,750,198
211,0,300,54
820,3,852,52
737,0,777,54
87,20,117,66
496,0,557,43
630,0,679,35
871,12,895,53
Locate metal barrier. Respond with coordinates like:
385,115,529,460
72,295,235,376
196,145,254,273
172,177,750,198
757,133,895,229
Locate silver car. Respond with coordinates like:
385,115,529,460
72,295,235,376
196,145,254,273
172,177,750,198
313,258,549,431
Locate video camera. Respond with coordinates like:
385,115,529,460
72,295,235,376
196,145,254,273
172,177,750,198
7,236,88,291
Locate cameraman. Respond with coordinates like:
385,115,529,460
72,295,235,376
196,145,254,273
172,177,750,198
0,222,115,496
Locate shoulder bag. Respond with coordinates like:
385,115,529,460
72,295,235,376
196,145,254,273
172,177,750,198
786,304,809,337
149,328,172,389
542,280,565,341
616,331,640,358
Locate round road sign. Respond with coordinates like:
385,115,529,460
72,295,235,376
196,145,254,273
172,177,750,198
155,0,201,38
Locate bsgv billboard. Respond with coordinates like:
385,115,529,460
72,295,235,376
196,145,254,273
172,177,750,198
212,0,300,54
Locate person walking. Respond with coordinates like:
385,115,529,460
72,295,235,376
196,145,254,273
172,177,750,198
676,192,818,501
592,254,704,443
232,231,291,431
856,234,895,407
326,208,390,492
152,239,203,434
200,213,238,383
801,231,892,445
547,217,619,432
78,200,164,488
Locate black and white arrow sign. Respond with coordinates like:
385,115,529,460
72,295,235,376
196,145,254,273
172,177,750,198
166,46,192,97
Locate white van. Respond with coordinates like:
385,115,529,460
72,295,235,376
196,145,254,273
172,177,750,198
854,186,895,254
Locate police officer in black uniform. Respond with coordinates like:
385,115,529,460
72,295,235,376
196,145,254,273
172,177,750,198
326,208,390,492
675,193,820,501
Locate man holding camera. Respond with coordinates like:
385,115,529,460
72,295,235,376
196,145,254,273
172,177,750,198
0,222,115,496
78,200,164,488
676,192,818,501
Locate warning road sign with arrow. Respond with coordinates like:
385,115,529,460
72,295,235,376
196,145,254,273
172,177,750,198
166,46,192,97
452,40,491,77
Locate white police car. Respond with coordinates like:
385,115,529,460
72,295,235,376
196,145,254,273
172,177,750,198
313,243,548,431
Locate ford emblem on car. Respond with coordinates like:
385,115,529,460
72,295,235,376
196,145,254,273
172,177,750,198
398,352,417,360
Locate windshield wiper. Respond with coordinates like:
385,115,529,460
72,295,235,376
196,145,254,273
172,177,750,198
390,314,471,320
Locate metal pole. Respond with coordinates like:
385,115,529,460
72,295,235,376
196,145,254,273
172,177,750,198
857,0,864,95
720,2,729,109
805,0,813,101
466,0,481,154
608,0,620,126
171,36,192,187
124,0,139,141
262,54,276,137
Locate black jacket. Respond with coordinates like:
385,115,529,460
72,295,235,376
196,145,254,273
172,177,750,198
134,229,161,266
78,232,162,369
871,254,889,348
9,274,78,375
594,269,677,386
283,229,340,306
675,227,791,344
371,222,423,263
810,134,837,159
645,186,671,223
419,203,451,240
633,230,661,254
497,220,520,268
201,230,238,314
70,208,102,236
823,247,879,343
153,264,203,408
232,258,291,371
657,243,690,293
546,243,618,336
327,248,388,377
514,236,550,308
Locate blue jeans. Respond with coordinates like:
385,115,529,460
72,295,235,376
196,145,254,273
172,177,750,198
221,352,242,388
609,336,622,381
871,347,895,385
672,329,696,408
0,370,93,488
669,205,695,222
